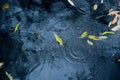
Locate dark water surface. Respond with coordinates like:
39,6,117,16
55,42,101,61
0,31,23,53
0,0,120,80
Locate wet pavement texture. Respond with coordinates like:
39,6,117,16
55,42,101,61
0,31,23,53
0,0,120,80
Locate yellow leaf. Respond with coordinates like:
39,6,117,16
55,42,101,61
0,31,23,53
101,31,115,35
93,4,98,11
2,3,9,11
78,31,88,38
87,40,94,46
0,62,3,68
14,22,21,33
88,35,100,40
54,33,63,46
88,35,107,40
5,71,13,80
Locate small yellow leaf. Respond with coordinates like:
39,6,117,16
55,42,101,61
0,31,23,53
54,33,63,46
93,4,98,11
87,40,94,46
88,35,101,40
88,35,107,40
0,62,3,68
14,22,21,33
5,71,13,80
2,3,9,11
78,31,88,38
101,31,115,35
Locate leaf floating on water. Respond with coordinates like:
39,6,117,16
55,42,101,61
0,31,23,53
111,25,120,31
88,35,101,40
93,4,98,11
108,22,112,27
54,33,63,46
5,71,13,80
108,14,118,27
101,31,115,35
111,15,120,31
78,31,88,38
108,11,120,16
2,3,9,11
98,36,108,40
108,11,120,27
117,59,120,62
87,40,94,46
14,22,21,33
0,62,3,68
88,35,107,40
67,0,75,6
34,32,40,36
108,9,113,13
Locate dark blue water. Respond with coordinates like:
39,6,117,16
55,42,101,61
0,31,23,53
0,0,120,80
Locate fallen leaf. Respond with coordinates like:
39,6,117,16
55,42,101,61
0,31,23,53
108,11,120,15
88,35,100,40
108,14,118,27
111,25,120,31
111,14,120,31
87,40,94,46
0,62,3,68
88,35,107,40
93,4,98,11
108,9,113,13
2,3,9,11
98,36,108,39
34,32,40,36
54,33,63,46
67,0,75,6
78,31,88,38
14,22,21,33
117,59,120,62
108,22,112,27
5,71,13,80
101,31,115,35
